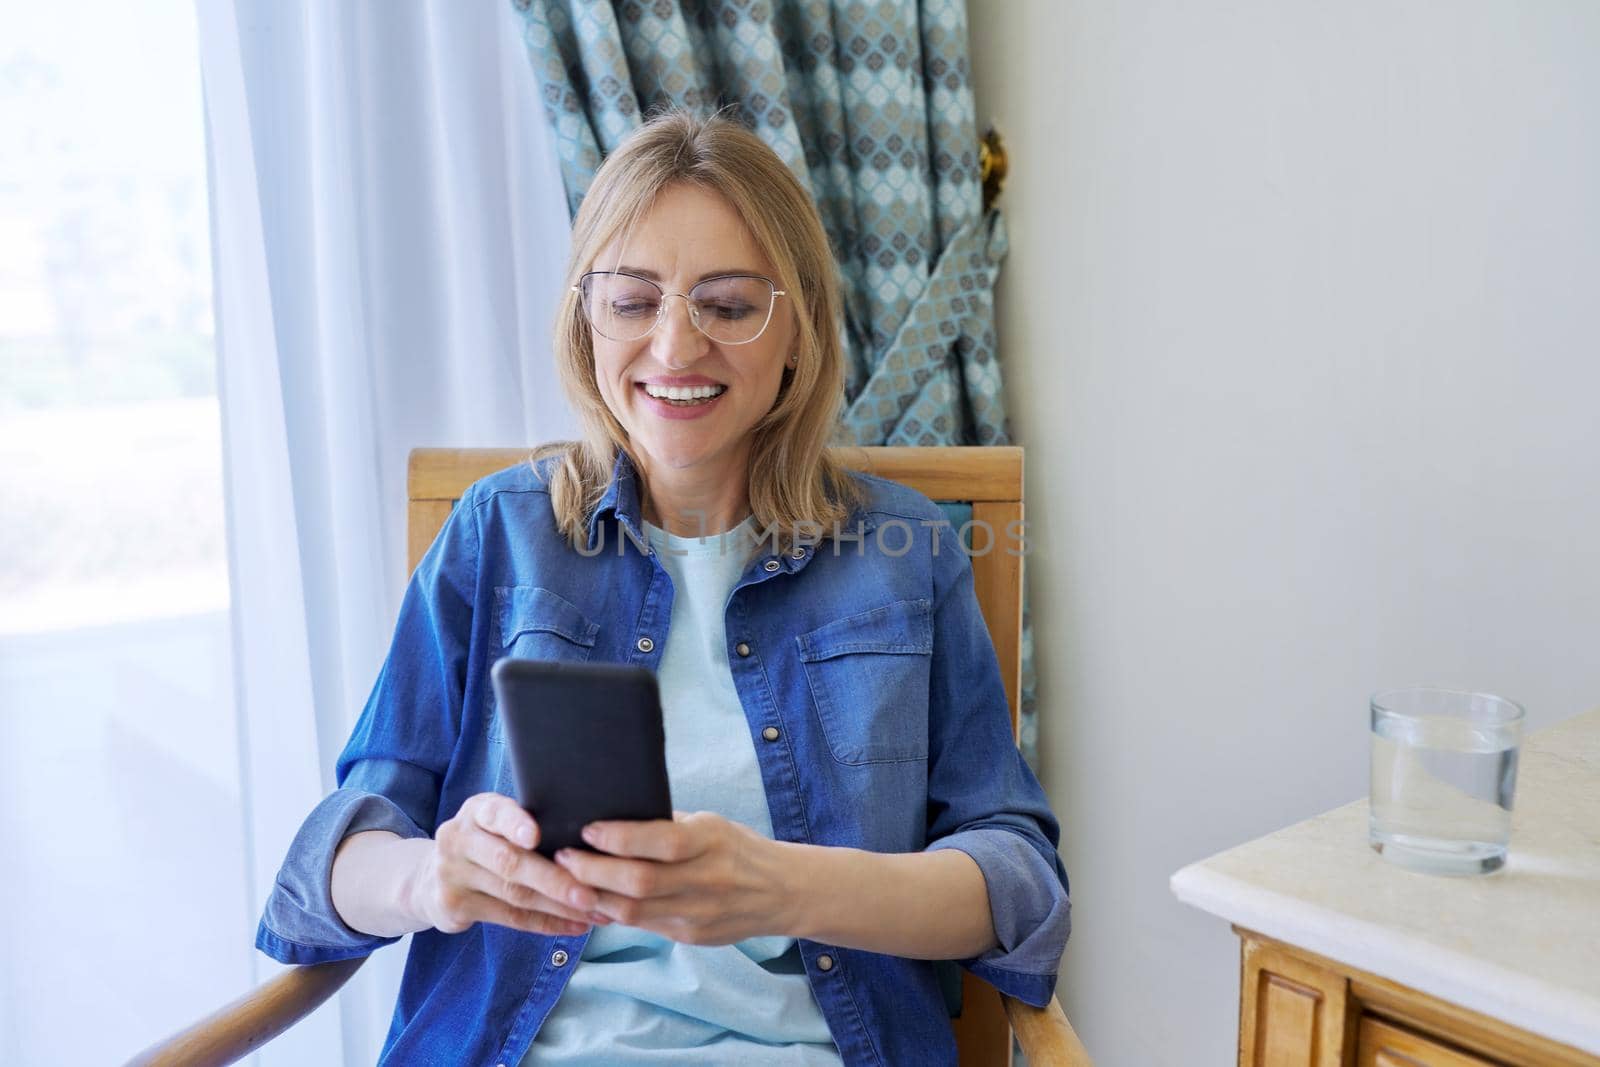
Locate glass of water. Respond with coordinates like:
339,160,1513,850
1369,687,1524,875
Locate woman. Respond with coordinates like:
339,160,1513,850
260,112,1069,1066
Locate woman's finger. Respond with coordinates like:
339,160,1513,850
466,888,591,938
554,848,686,900
448,852,599,925
456,820,601,913
581,818,703,862
585,888,729,938
469,792,539,851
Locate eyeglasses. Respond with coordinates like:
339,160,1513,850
573,271,786,345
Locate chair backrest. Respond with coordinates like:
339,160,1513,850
407,444,1025,1066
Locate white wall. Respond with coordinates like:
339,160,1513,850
966,2,1600,1063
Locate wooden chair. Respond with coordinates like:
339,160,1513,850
126,445,1091,1067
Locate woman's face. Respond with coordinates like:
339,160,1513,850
585,183,795,479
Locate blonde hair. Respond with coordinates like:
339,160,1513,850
533,110,860,553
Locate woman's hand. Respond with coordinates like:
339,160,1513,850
552,811,802,945
401,792,611,938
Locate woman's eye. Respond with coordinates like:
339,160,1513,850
611,300,658,317
702,301,753,320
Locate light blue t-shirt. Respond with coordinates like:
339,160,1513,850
526,516,840,1065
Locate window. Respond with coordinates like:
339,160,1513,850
0,4,252,1062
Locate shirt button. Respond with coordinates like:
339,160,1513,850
551,949,569,967
735,641,751,657
763,559,781,572
635,636,654,653
816,954,834,972
762,726,780,742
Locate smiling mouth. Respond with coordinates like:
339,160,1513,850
638,382,728,407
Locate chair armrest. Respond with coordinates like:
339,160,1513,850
1003,992,1094,1066
121,957,1087,1065
123,956,367,1067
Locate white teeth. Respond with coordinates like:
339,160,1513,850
643,383,726,401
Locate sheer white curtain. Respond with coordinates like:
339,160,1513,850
196,1,572,1061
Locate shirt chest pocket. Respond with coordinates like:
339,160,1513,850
796,598,932,765
488,585,600,744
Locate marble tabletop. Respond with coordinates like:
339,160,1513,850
1170,707,1600,1056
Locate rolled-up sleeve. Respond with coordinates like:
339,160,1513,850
255,786,430,964
255,489,482,966
921,530,1070,1006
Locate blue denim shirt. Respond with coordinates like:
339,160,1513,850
257,453,1071,1066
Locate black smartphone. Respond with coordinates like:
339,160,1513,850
489,657,673,858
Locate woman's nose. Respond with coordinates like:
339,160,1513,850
651,294,709,366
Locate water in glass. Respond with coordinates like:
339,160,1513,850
1370,692,1521,876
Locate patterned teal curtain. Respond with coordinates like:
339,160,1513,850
510,0,1036,761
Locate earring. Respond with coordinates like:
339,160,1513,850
788,353,798,367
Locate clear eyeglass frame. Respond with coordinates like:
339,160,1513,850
573,270,787,345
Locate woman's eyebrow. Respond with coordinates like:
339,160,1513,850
615,265,767,283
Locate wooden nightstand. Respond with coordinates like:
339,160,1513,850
1173,709,1600,1066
